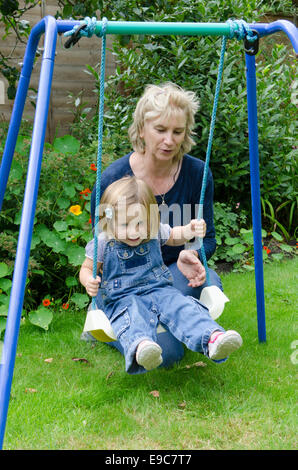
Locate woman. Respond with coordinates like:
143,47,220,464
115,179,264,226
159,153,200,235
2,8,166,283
89,82,224,371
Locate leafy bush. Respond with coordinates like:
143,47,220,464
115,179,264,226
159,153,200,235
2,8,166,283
0,133,96,317
72,0,297,237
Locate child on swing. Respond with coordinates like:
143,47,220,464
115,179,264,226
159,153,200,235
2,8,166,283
79,176,242,373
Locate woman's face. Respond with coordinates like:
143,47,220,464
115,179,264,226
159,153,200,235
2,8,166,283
140,110,186,162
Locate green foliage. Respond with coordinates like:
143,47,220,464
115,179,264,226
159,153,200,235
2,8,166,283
210,202,295,272
71,0,297,235
0,131,96,330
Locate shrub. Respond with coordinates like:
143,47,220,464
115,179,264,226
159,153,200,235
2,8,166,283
0,132,96,314
73,0,297,237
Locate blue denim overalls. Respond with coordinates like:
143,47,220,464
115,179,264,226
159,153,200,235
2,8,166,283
99,237,224,373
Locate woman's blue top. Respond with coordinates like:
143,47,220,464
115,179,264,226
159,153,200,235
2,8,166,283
90,152,216,266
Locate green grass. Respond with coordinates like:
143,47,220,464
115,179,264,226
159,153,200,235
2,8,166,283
2,258,297,450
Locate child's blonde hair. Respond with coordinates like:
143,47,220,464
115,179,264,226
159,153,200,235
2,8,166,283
128,82,199,161
99,176,160,242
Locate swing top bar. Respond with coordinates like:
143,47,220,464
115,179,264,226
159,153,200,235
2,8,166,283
57,19,298,53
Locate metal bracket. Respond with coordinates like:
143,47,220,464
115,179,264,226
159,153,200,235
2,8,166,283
64,23,87,49
244,30,260,56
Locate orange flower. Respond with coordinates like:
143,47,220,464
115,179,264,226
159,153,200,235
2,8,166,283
69,205,82,216
90,163,97,171
80,188,92,199
80,188,91,196
266,248,271,254
62,303,69,310
88,217,92,224
43,299,51,307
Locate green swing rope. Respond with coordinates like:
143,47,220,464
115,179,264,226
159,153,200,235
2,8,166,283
195,35,227,286
91,18,108,310
193,20,257,285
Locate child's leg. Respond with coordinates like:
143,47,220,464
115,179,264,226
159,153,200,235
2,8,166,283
157,287,242,361
91,291,184,373
105,295,162,373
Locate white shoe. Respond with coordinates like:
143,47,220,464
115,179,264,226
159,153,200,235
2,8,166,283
208,330,243,360
136,340,163,370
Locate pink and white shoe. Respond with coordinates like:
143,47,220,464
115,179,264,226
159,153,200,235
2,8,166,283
208,330,243,361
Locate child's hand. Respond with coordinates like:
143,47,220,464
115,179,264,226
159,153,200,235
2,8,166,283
85,275,101,297
189,218,206,239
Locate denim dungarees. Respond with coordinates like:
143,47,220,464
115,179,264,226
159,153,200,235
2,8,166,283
99,237,224,374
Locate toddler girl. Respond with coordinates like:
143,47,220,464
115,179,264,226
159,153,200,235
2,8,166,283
80,176,242,373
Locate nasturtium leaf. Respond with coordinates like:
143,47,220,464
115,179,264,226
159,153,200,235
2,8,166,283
65,244,85,266
53,135,80,154
54,221,68,232
70,293,89,309
0,263,9,278
28,307,53,331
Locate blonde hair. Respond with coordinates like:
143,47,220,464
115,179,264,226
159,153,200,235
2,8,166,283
99,176,160,242
128,82,200,161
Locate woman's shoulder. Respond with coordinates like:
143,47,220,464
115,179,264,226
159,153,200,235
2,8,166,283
182,153,205,171
182,154,213,180
102,152,133,181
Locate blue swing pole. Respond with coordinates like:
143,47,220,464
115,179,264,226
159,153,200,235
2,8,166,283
0,16,57,211
245,52,266,343
0,16,58,449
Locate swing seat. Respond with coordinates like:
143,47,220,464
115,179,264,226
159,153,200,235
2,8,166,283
83,308,167,343
83,308,117,342
199,285,229,320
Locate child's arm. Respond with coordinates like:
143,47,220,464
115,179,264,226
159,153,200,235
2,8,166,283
79,257,102,297
166,219,206,247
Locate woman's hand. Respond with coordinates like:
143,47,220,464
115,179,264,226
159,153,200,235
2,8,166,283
177,249,206,287
84,275,101,297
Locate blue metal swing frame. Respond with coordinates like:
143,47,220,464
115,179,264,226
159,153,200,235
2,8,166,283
0,17,297,448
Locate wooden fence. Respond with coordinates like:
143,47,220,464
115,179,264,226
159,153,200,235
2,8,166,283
0,1,115,141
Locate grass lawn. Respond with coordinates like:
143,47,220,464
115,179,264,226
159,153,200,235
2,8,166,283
2,257,297,450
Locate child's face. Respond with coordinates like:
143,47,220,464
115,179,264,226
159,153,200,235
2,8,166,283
114,203,149,246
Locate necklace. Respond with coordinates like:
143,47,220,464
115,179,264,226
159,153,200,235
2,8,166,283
152,159,182,206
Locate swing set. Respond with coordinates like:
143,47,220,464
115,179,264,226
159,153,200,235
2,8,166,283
0,16,297,448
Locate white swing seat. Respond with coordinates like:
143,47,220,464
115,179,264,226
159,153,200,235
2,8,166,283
83,308,117,342
83,308,167,343
199,285,229,320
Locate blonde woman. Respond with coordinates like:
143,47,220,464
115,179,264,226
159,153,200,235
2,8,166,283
89,83,225,368
81,176,242,374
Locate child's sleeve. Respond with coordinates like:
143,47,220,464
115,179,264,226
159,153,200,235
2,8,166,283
85,234,106,262
159,223,171,246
